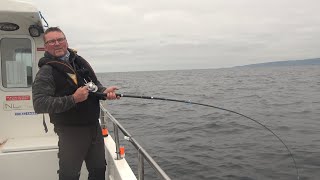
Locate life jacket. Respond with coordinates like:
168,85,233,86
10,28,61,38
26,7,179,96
38,49,101,126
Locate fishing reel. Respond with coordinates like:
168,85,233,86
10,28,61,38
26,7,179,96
85,81,98,92
85,81,106,100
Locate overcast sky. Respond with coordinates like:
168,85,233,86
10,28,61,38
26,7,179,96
25,0,320,72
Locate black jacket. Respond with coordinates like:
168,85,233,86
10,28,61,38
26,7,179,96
32,49,106,126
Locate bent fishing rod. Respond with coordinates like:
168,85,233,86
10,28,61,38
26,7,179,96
91,87,299,179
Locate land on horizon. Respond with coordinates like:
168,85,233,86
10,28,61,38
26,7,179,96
97,58,320,73
236,58,320,68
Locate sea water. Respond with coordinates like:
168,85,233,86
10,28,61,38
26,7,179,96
97,65,320,180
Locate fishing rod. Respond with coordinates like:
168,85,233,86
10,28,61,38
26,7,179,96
89,84,299,179
115,93,300,179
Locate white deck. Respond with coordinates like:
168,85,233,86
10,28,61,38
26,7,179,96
2,135,58,153
0,135,61,180
104,135,137,180
0,134,136,180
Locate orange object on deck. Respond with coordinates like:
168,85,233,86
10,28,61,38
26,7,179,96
102,128,108,137
119,146,125,158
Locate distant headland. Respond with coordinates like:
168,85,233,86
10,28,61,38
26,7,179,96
237,58,320,67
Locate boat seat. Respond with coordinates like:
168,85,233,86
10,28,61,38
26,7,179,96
1,135,58,153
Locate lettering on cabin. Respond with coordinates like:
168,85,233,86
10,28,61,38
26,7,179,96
6,95,30,101
0,22,19,31
3,102,33,111
15,112,37,116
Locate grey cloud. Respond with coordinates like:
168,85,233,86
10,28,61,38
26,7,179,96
25,0,320,72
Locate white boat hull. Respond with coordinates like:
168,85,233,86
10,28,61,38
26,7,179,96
0,134,136,180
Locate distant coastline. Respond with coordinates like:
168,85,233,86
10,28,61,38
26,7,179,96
98,58,320,74
236,58,320,67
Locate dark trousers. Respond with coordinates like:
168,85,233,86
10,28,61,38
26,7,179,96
54,124,106,180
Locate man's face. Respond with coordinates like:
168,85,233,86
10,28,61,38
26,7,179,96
44,31,68,57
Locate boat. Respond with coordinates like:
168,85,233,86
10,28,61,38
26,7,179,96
0,1,170,179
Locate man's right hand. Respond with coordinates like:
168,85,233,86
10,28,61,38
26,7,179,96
72,86,89,103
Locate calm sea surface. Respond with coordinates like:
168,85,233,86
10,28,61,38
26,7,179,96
97,66,320,180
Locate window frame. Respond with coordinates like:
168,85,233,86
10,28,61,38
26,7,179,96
0,35,36,92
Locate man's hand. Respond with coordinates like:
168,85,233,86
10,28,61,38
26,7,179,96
72,86,89,103
103,86,119,100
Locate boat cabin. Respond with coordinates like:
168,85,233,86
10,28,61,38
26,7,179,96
0,1,60,179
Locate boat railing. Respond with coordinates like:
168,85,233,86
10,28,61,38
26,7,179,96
99,102,171,180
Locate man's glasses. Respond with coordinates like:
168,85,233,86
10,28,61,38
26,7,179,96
45,37,66,45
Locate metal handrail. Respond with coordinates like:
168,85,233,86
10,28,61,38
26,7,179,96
99,102,171,180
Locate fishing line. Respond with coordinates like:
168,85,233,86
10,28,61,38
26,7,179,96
112,93,299,180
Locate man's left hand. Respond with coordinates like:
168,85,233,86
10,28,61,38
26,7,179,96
103,86,119,100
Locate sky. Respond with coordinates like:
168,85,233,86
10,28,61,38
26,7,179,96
24,0,320,72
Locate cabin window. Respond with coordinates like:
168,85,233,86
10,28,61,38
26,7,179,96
0,38,33,88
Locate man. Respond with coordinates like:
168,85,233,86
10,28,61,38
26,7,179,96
32,27,118,180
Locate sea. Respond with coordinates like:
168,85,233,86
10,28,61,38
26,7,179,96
97,65,320,180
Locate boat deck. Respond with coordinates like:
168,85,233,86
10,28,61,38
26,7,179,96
1,136,58,153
